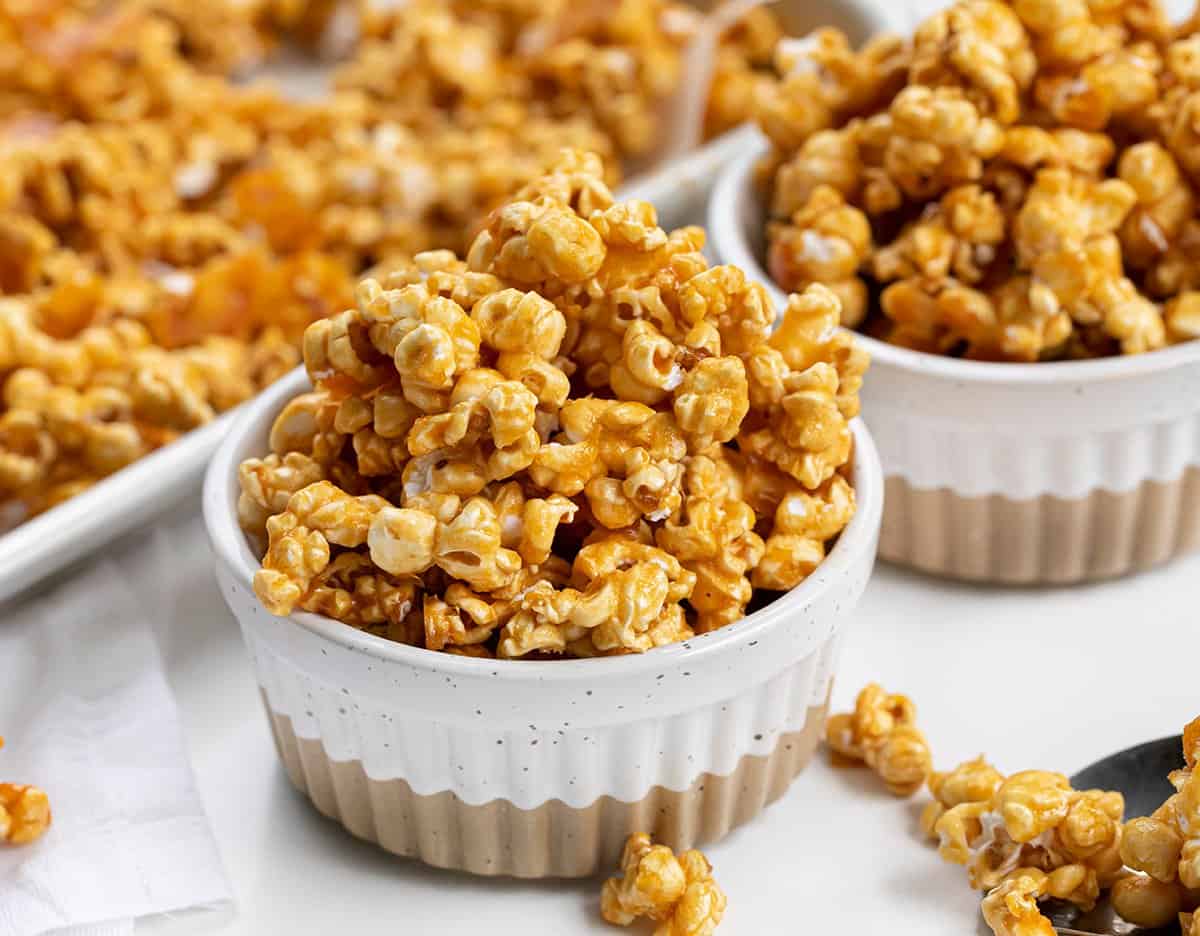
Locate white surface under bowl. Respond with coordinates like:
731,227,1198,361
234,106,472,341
709,138,1200,583
202,367,882,877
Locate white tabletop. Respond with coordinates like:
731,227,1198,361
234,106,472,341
150,520,1200,935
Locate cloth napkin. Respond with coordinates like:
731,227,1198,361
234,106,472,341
0,508,231,936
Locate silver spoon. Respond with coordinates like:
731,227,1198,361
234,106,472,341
1033,735,1185,936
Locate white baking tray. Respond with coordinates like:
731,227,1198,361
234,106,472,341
0,0,899,605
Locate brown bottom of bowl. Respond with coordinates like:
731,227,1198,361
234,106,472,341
880,468,1200,584
264,699,827,878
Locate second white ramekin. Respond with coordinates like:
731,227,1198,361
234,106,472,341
203,367,883,878
710,139,1200,584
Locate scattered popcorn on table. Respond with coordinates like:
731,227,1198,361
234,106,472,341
601,833,726,936
758,0,1200,361
825,683,933,795
918,718,1200,936
0,736,51,846
241,151,866,655
0,0,786,530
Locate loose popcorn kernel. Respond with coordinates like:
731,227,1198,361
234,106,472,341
0,783,52,847
601,834,725,936
601,833,687,925
0,737,51,847
826,684,931,796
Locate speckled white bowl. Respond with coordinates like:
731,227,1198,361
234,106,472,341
709,138,1200,584
202,367,882,878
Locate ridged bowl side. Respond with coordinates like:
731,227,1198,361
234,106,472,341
264,697,829,878
880,469,1200,584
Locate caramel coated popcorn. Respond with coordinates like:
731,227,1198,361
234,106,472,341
0,737,51,846
925,757,1128,936
0,0,787,530
826,683,934,796
242,151,864,657
1109,717,1200,929
601,833,726,936
760,0,1200,361
925,721,1200,936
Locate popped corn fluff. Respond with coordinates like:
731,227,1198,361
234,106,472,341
0,737,51,846
757,0,1200,361
601,833,726,936
0,0,787,531
240,150,867,658
826,683,933,796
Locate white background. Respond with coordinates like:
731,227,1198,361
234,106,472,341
153,515,1200,934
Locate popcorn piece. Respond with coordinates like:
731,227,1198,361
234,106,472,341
768,186,873,328
237,452,326,536
470,198,606,290
672,357,749,453
993,770,1075,844
300,553,419,633
753,474,855,591
600,834,726,935
653,453,763,632
570,538,697,654
826,684,932,796
253,512,332,616
0,737,51,846
738,361,852,490
930,756,1006,810
369,497,521,593
980,869,1056,936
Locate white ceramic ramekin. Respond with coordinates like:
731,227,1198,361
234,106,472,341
710,139,1200,584
202,367,882,878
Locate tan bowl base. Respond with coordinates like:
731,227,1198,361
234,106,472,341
880,469,1200,584
264,700,827,878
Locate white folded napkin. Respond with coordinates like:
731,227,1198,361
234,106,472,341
0,515,231,936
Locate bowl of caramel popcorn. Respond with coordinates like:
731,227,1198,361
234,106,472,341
202,151,883,877
709,0,1200,585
